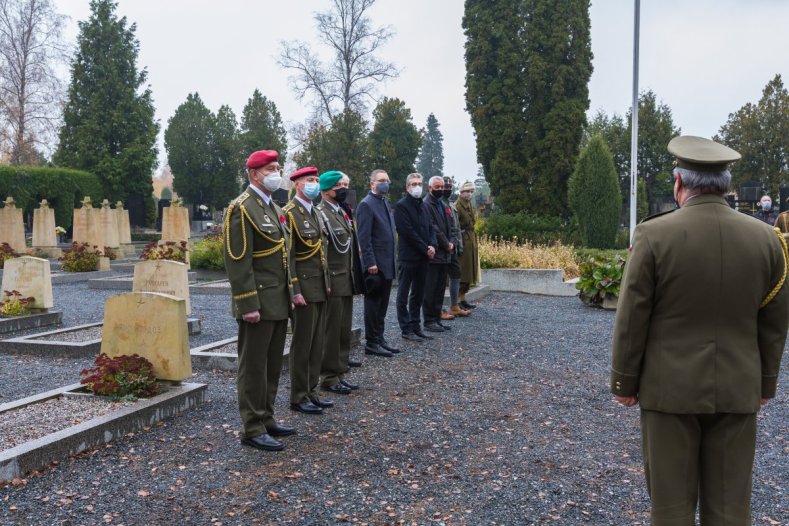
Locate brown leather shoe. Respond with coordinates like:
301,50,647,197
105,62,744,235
440,309,455,320
451,305,471,317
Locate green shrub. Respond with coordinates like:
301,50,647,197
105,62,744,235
80,353,159,401
191,234,224,270
130,232,160,242
481,211,580,245
59,242,100,272
574,247,628,263
0,243,19,269
0,166,102,230
576,255,626,306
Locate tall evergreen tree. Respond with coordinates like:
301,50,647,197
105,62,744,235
368,97,421,194
716,75,789,199
568,135,620,248
54,0,158,213
416,113,444,180
213,105,242,208
239,89,287,157
464,0,592,215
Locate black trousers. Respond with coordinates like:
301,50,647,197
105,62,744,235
423,263,448,324
396,262,427,334
364,278,392,345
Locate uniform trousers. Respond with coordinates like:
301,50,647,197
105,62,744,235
320,294,352,387
236,318,287,438
423,263,448,324
363,279,392,345
641,409,757,526
289,301,327,404
396,262,427,334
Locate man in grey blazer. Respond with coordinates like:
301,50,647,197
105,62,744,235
356,169,399,357
611,136,789,525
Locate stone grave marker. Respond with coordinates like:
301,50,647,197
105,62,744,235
115,201,133,256
161,198,191,244
132,259,191,314
0,256,53,309
101,292,191,381
99,199,120,252
72,197,105,252
0,196,26,253
32,199,60,258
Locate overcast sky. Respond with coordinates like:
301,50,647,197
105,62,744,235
52,0,789,187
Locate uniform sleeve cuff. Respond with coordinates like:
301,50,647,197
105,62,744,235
762,375,778,399
610,370,639,396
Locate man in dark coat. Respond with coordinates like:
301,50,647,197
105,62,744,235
356,169,399,357
394,173,436,341
611,136,789,524
422,176,456,332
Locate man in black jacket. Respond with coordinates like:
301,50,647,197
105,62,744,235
422,176,456,332
394,173,437,342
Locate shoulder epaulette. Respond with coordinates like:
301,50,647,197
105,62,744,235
282,202,295,213
639,208,676,224
232,192,251,206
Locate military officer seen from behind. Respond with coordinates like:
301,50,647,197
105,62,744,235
223,149,295,452
316,171,359,395
285,166,332,415
611,136,789,525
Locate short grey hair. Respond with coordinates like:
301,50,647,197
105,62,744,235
339,172,350,184
674,167,731,195
369,169,387,182
428,176,444,187
405,173,423,187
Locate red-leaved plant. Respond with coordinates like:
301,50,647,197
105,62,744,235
140,241,188,263
80,353,160,401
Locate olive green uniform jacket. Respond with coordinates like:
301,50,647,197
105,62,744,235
284,199,330,301
611,194,789,414
223,188,292,319
316,202,354,297
456,197,480,286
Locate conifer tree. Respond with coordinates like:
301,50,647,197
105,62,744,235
416,113,444,180
239,89,287,157
368,97,421,194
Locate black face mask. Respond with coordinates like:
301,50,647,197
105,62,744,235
442,189,452,199
334,188,348,203
431,189,443,199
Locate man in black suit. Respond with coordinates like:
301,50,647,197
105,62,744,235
394,173,437,342
422,176,456,332
356,169,399,357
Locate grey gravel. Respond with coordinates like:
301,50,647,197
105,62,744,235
0,289,787,525
30,326,102,342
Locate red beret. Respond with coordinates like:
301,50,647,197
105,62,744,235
245,150,278,169
290,166,319,181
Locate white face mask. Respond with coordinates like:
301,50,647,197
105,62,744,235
408,185,423,198
262,171,281,192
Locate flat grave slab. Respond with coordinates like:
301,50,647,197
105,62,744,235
0,311,63,335
0,381,206,483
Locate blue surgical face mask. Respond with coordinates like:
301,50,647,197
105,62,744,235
303,182,320,200
375,182,390,194
763,200,772,210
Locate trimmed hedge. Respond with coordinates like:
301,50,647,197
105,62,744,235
0,166,103,230
479,211,581,245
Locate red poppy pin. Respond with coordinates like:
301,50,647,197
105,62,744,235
445,208,451,215
279,215,286,223
344,213,350,220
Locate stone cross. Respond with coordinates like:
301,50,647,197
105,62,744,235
81,196,93,209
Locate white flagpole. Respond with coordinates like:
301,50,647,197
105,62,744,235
629,0,641,243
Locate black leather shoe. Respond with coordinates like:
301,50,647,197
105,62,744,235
348,358,362,368
340,378,359,390
423,323,444,333
437,321,452,331
309,396,334,408
380,340,400,353
365,344,393,357
460,300,477,309
401,332,423,342
323,382,352,395
266,423,295,437
290,401,323,414
240,433,284,451
413,330,434,340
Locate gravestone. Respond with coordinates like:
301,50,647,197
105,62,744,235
0,196,26,253
32,200,61,258
101,292,191,381
0,256,53,309
161,199,191,244
132,260,191,314
72,197,105,252
115,201,133,257
99,199,120,253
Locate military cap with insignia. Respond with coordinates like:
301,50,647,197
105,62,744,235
319,170,344,191
668,136,741,172
245,150,279,169
290,166,319,181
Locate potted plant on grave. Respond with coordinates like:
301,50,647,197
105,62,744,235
58,242,102,272
576,255,625,309
140,240,188,263
0,242,19,269
80,353,160,401
0,290,35,317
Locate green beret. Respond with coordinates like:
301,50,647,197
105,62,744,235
319,170,343,191
668,136,741,173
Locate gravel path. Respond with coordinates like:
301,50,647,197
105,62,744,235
0,290,787,525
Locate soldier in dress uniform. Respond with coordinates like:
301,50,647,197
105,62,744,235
611,136,789,525
316,171,359,395
283,166,332,415
223,149,295,452
456,181,480,310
